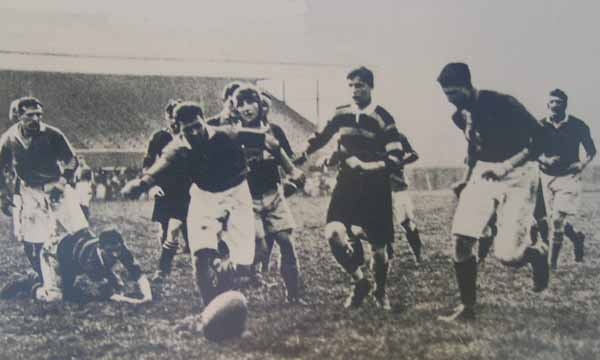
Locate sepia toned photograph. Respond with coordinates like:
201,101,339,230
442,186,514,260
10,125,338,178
0,1,599,359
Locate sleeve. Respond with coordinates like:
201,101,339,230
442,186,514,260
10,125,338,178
142,131,170,170
142,139,188,182
305,116,342,155
117,244,143,282
580,123,597,159
272,125,294,157
0,134,13,192
54,131,78,181
398,132,419,164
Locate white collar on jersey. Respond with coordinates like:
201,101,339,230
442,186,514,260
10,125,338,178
546,113,571,128
351,100,377,115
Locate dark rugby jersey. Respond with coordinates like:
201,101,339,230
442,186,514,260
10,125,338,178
451,90,543,163
389,132,418,189
306,102,405,177
142,129,191,200
538,115,597,176
0,123,77,187
243,122,293,198
58,231,142,291
146,126,267,193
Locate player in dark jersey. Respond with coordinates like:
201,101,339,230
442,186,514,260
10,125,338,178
122,102,281,305
142,99,192,281
231,84,304,303
534,89,596,269
436,63,548,322
0,97,89,282
295,66,407,310
33,228,152,304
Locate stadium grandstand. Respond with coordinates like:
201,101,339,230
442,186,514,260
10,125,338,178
0,70,317,169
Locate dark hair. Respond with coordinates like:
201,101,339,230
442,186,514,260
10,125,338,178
16,96,43,115
549,88,568,102
222,82,242,103
437,62,472,88
233,85,262,108
164,99,183,120
98,229,124,251
173,102,204,124
347,66,374,88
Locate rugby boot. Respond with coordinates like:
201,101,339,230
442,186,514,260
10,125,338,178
344,278,371,309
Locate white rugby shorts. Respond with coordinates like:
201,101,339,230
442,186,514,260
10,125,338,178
392,190,415,231
187,181,255,266
539,171,581,218
452,161,538,264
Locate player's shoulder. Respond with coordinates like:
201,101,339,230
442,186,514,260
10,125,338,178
568,115,589,128
333,104,353,117
479,89,523,108
373,105,396,126
151,128,171,140
0,123,20,143
42,123,68,138
162,135,190,156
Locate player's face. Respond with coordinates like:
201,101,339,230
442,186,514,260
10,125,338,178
442,86,471,108
180,116,207,147
348,77,372,108
237,100,260,125
547,96,567,115
19,107,43,135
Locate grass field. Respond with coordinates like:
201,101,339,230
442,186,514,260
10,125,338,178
1,191,600,360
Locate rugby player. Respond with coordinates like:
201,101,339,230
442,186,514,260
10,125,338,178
33,228,152,304
437,63,548,322
231,84,304,303
122,102,281,305
142,99,191,282
0,97,89,281
296,66,407,310
536,89,596,269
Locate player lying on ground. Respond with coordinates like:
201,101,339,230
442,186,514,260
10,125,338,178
32,228,152,304
229,84,304,303
122,102,284,305
437,62,549,322
0,97,89,280
142,99,192,282
296,66,407,311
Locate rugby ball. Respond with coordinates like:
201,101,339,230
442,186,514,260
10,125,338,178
201,290,248,341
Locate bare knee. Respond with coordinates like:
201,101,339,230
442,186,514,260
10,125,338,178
325,222,347,245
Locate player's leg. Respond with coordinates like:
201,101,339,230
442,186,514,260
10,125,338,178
550,212,568,269
371,242,390,310
564,222,585,262
154,218,184,281
395,191,423,264
326,221,369,308
33,246,64,302
23,242,43,279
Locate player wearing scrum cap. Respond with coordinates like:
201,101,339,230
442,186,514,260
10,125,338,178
0,97,89,283
231,84,304,303
142,99,192,282
437,62,548,322
535,88,596,269
122,101,281,305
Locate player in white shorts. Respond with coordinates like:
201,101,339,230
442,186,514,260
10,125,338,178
0,97,89,283
436,63,548,322
122,101,281,305
535,89,596,269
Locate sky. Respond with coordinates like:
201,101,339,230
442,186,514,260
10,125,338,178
0,0,599,164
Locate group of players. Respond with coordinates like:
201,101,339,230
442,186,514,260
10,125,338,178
0,63,595,323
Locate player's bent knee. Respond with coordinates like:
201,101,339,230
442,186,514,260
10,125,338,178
453,235,476,262
325,221,346,242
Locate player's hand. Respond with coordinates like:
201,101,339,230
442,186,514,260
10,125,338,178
293,152,309,166
110,292,148,305
344,156,363,170
264,132,280,152
121,178,146,200
148,186,165,199
539,154,560,167
481,163,512,181
283,169,306,197
567,161,585,174
451,181,467,198
213,258,236,275
315,155,330,169
45,178,67,203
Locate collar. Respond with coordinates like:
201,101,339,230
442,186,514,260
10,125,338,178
351,100,377,115
545,113,570,128
15,121,48,148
